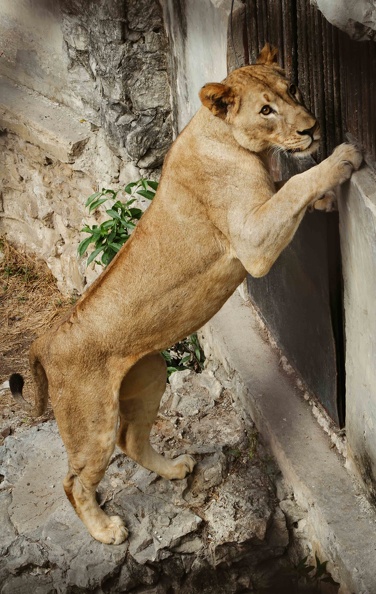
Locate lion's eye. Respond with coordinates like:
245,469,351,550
261,105,273,116
289,84,297,96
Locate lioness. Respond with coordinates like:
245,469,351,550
9,44,362,544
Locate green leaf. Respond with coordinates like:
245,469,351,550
106,209,122,220
124,181,138,194
112,200,124,210
80,224,94,234
147,180,159,191
87,245,104,265
103,188,117,198
80,179,158,270
102,249,117,266
129,208,143,218
107,228,117,241
162,350,172,363
85,191,102,207
93,226,105,239
88,197,108,213
137,189,155,201
78,236,94,256
109,242,124,252
100,219,116,230
123,221,136,230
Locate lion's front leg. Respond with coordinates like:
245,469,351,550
311,191,337,212
228,143,362,277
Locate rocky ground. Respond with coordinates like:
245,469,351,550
0,364,296,594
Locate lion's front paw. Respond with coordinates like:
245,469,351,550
331,143,363,174
92,515,129,545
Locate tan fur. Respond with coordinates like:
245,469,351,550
9,45,362,544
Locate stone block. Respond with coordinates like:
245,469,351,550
0,77,91,163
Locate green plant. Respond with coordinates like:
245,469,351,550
162,334,205,376
78,179,158,267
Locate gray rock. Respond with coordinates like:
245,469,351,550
60,0,172,164
1,574,55,594
126,0,163,31
204,467,274,551
313,0,376,41
0,493,17,555
0,366,288,592
126,114,161,160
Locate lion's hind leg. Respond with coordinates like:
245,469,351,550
62,456,128,545
117,353,195,479
50,381,128,545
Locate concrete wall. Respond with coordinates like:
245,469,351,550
161,0,244,133
0,0,172,293
338,169,376,497
0,0,69,102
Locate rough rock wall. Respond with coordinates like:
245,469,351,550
60,0,172,168
0,129,121,294
312,0,376,41
0,0,172,293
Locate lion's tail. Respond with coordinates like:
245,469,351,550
9,346,48,418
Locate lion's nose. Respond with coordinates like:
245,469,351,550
297,122,319,138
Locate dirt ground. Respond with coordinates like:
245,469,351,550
0,238,73,443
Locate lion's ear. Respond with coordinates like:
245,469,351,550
256,43,279,66
199,83,236,119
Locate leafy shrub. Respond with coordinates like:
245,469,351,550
78,179,158,267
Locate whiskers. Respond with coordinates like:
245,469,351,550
267,145,289,165
268,145,288,158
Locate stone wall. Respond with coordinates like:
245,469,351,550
0,0,172,293
338,168,376,499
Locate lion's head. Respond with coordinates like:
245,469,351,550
199,44,320,156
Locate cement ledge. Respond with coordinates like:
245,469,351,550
0,76,91,162
201,290,376,594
